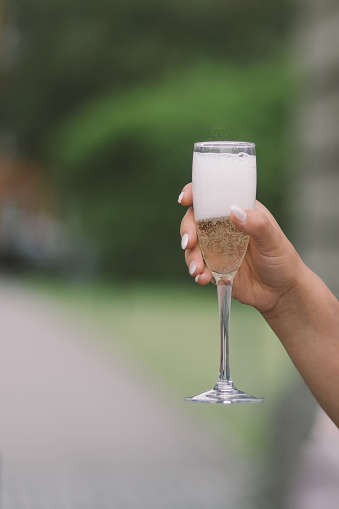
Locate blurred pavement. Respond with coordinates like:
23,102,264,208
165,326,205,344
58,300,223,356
287,408,339,509
0,279,253,509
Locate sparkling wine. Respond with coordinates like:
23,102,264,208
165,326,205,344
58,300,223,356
193,149,256,282
196,216,249,277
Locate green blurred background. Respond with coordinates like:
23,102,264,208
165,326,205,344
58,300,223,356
2,0,338,507
0,0,296,460
0,0,293,279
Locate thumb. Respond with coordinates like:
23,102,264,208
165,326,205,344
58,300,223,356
230,204,283,254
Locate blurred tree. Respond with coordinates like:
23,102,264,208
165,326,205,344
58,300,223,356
49,61,291,278
261,3,339,508
1,0,291,157
290,0,339,299
0,0,293,279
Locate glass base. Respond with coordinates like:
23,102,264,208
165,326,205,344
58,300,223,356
185,380,264,405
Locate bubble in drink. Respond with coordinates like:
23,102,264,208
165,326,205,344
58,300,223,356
196,216,249,276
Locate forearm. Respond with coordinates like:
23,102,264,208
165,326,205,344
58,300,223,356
262,264,339,427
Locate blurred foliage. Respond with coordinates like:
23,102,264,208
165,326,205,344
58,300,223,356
2,0,291,156
1,0,293,279
49,60,292,278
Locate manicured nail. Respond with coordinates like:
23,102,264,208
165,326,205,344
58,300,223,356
231,205,247,222
181,233,188,250
189,261,197,275
178,191,184,204
195,274,200,283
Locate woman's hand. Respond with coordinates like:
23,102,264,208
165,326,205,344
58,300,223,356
180,183,339,426
179,183,304,316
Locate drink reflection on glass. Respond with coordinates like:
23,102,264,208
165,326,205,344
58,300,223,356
186,141,264,404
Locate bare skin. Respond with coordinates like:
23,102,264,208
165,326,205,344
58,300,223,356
179,183,339,427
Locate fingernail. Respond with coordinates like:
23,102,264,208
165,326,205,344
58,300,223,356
178,191,184,204
181,233,188,250
189,261,197,275
195,274,200,283
231,205,247,222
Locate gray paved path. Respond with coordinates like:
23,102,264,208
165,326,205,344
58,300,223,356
0,280,253,509
287,409,339,509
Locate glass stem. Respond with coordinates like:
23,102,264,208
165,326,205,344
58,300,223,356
217,281,233,384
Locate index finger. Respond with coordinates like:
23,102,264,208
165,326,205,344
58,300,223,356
178,183,193,206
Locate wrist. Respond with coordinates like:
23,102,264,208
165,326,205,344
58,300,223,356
260,256,311,324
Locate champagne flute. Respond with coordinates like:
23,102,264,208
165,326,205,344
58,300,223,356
186,141,264,404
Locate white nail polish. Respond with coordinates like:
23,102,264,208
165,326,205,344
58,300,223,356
178,191,184,204
231,204,247,222
181,233,188,250
189,261,197,275
195,274,200,283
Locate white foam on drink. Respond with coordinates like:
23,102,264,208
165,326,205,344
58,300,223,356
192,152,256,220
